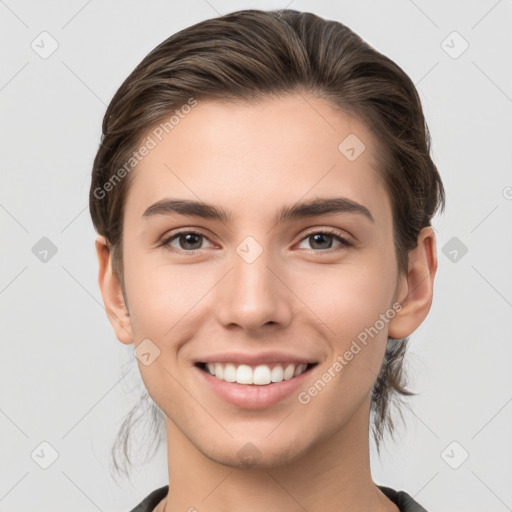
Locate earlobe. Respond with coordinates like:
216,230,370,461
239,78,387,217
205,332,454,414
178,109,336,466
95,235,134,345
388,227,438,339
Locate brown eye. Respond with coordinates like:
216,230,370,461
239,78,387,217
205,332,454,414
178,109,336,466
162,231,213,252
298,230,352,251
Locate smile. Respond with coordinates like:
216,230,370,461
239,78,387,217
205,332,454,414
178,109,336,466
195,361,318,409
197,362,315,385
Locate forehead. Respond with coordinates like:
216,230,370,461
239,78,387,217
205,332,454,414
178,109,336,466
124,93,391,227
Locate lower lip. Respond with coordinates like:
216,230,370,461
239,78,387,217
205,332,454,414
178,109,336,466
195,365,315,409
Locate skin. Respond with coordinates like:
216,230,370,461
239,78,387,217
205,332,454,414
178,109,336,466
96,93,437,512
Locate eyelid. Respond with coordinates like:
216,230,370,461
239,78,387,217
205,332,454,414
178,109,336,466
299,227,353,243
159,228,217,251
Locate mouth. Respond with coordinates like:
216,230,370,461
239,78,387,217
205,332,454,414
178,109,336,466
195,361,317,385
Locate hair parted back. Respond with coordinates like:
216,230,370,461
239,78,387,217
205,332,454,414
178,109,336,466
89,8,445,477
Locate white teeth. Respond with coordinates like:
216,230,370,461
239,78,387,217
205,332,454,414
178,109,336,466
294,363,307,377
215,362,224,380
202,362,311,385
236,364,253,384
253,365,271,385
283,364,295,380
271,365,284,382
223,363,237,382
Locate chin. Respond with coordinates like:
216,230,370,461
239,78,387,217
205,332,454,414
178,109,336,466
199,435,311,470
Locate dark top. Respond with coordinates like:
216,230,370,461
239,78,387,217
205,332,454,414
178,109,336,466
129,484,428,511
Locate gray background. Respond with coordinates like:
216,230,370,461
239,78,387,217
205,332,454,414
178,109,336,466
1,0,511,511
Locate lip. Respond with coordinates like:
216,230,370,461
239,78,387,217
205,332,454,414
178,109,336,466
194,361,317,409
194,351,316,366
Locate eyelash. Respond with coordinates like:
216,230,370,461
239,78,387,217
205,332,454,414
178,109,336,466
159,228,353,254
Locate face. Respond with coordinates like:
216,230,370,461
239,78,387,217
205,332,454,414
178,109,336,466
116,93,407,468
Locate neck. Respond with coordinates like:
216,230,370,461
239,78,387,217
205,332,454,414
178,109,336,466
159,398,397,512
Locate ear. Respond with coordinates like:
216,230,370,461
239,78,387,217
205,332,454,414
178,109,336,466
388,226,438,339
95,235,133,345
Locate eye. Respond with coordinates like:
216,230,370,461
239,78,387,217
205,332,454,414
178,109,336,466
160,228,353,254
160,230,214,252
297,229,353,252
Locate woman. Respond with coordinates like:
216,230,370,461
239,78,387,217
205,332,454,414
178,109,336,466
89,8,445,512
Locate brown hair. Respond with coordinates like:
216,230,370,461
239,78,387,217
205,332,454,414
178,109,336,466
89,8,445,475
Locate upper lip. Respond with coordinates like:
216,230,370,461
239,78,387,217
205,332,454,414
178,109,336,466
194,351,318,366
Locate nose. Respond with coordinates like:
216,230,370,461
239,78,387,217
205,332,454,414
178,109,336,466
214,242,293,333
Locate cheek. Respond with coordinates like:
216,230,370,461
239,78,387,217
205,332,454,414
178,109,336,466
124,248,211,338
311,251,399,396
321,256,397,336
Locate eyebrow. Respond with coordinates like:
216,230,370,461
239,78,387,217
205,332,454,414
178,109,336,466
142,197,374,224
